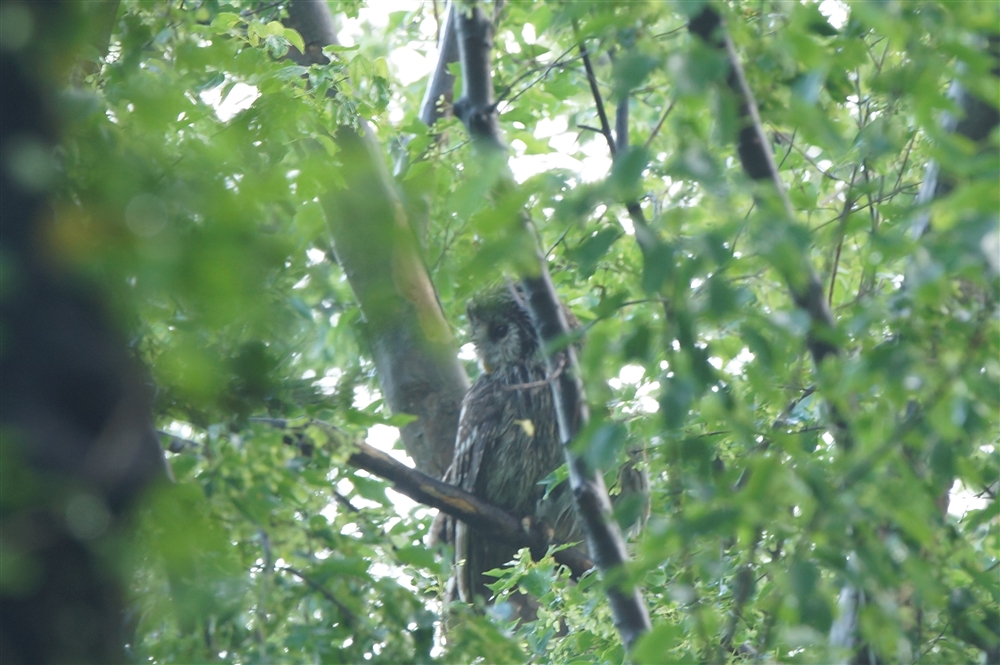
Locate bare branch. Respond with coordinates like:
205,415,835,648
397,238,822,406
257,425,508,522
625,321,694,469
254,418,595,579
576,32,617,157
419,0,459,128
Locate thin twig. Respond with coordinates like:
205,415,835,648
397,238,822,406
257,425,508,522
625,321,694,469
242,1,281,18
653,25,687,39
277,565,357,627
775,128,797,169
333,491,360,513
891,134,916,198
828,165,860,307
545,223,574,258
577,36,617,157
642,98,676,151
496,47,579,103
501,354,567,391
771,128,845,182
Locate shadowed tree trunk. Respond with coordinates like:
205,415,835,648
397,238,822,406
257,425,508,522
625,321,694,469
0,3,165,662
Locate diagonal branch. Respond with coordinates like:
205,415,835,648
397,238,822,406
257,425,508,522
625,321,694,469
576,33,617,157
450,2,651,650
248,418,595,579
688,6,842,376
285,0,470,480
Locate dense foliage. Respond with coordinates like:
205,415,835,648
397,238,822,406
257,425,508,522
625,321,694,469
44,1,998,662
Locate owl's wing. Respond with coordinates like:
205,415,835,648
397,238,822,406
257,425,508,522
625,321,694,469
448,378,504,602
449,380,502,493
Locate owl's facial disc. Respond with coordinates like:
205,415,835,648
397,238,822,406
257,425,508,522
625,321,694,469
466,287,537,373
468,313,517,373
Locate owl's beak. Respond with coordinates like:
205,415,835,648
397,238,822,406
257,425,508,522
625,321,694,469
481,359,494,374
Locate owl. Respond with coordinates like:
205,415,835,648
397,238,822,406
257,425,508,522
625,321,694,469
441,284,580,606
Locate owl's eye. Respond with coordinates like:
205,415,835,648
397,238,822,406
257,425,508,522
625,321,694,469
490,323,509,339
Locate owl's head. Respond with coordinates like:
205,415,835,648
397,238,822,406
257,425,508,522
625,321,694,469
466,285,538,373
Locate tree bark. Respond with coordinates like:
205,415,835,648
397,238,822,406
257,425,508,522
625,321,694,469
286,0,470,479
0,4,165,662
418,0,459,128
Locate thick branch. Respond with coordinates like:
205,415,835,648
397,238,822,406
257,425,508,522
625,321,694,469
419,0,459,127
252,418,595,578
452,3,504,150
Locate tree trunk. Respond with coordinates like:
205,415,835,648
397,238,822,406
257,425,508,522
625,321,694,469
286,0,470,479
0,4,165,662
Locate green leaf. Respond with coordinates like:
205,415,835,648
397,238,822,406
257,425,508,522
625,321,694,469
631,623,682,663
395,544,436,569
569,227,622,277
583,422,627,471
282,27,306,53
209,12,241,32
641,241,675,293
316,556,371,580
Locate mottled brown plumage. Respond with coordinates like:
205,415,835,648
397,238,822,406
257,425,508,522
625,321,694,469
442,285,580,604
439,285,649,613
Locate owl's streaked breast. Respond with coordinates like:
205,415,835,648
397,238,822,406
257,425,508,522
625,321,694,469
465,360,563,518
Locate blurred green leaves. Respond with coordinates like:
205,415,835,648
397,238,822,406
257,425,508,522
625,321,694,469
48,0,1000,663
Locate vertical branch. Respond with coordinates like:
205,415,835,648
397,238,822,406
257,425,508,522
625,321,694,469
615,95,629,153
451,2,651,650
452,3,504,151
419,0,459,128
